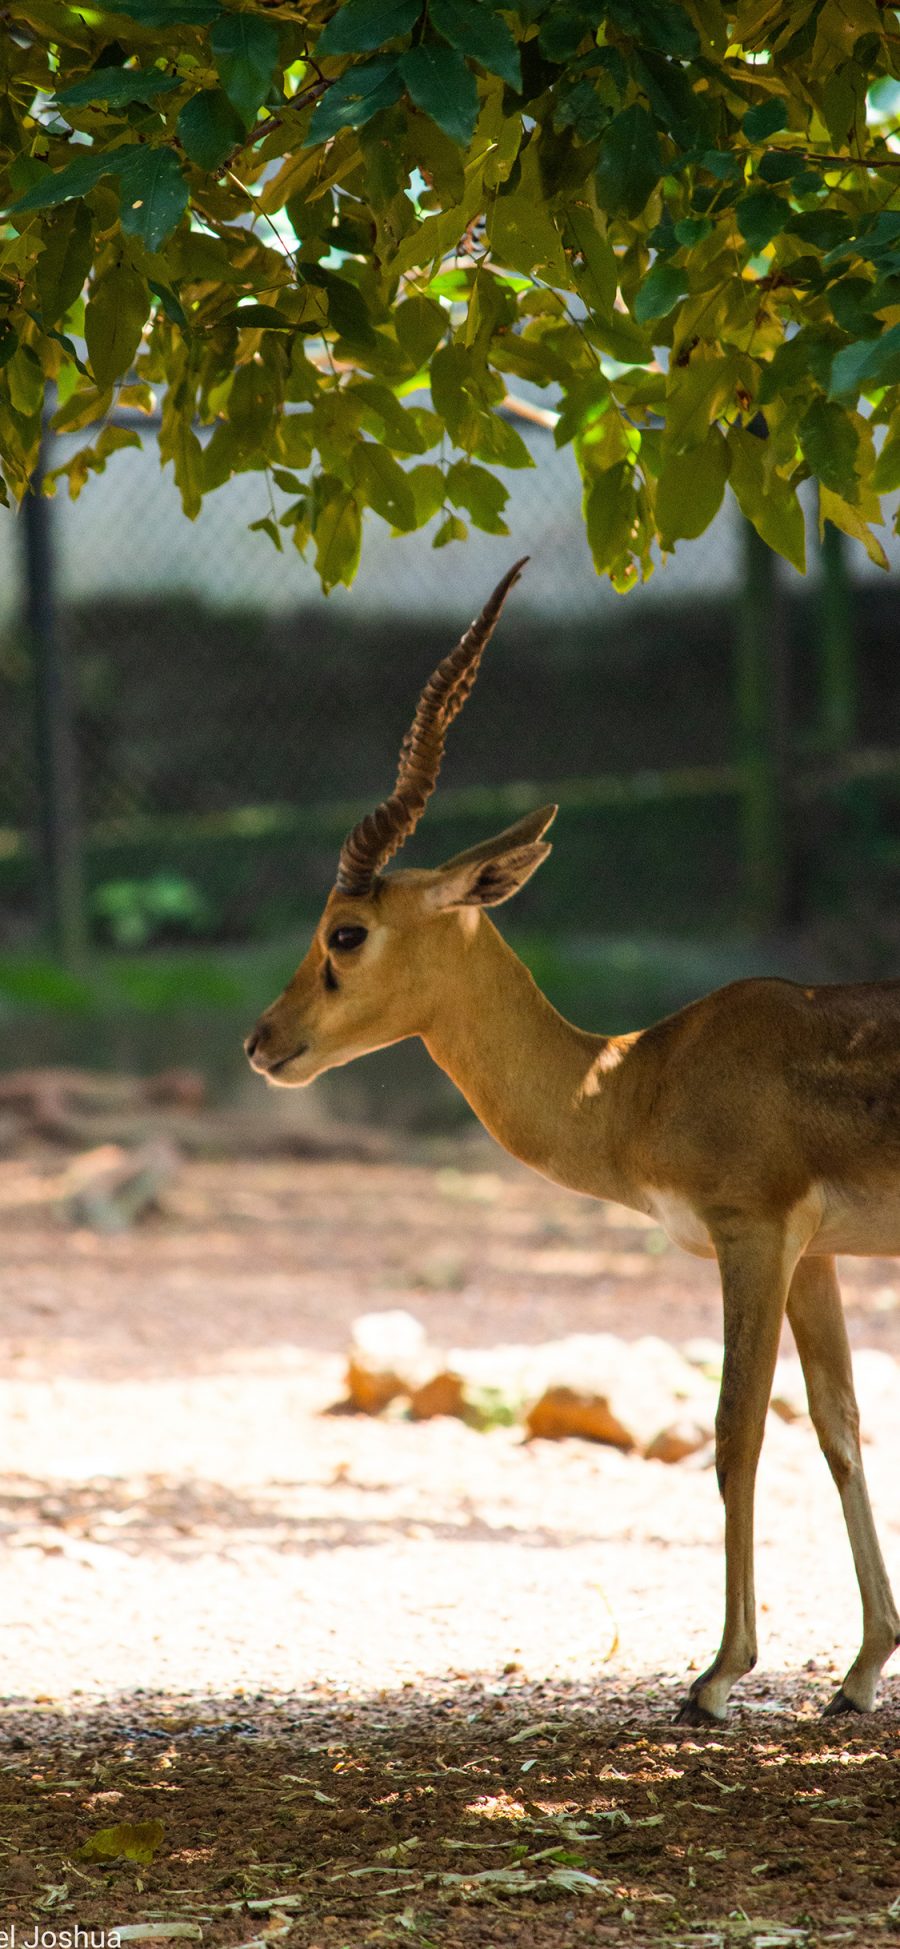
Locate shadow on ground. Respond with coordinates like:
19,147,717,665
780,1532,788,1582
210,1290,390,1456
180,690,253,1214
0,1471,696,1560
1,1675,897,1949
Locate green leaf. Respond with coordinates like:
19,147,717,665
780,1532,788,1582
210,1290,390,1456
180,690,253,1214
664,353,741,451
673,214,712,246
634,49,712,149
227,302,294,328
594,106,661,221
554,374,609,448
304,57,402,144
699,148,741,180
407,461,445,523
178,88,244,168
52,381,114,433
84,264,149,386
353,442,416,528
433,511,467,545
7,145,130,216
118,147,188,251
99,0,221,20
35,202,93,324
822,61,865,148
584,461,634,572
742,98,788,140
633,258,687,324
48,419,142,499
798,397,859,499
211,12,280,129
554,75,611,143
872,423,900,493
7,343,44,417
317,0,420,54
399,44,479,148
314,482,363,590
249,514,283,549
727,428,805,572
538,3,596,61
299,265,375,346
757,327,837,403
280,413,314,467
786,209,854,252
81,1821,164,1865
473,410,534,468
55,65,179,107
757,150,797,183
820,484,887,569
567,206,617,316
148,278,187,328
396,294,446,366
825,282,876,341
430,340,477,442
829,323,900,401
735,188,788,254
656,428,729,545
488,141,568,284
430,0,521,89
605,0,699,57
349,378,427,451
445,457,509,532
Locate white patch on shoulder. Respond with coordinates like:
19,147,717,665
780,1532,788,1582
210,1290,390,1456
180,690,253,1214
645,1189,715,1257
577,1040,626,1100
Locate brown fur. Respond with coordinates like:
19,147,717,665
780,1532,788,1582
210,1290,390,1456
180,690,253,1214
246,837,900,1724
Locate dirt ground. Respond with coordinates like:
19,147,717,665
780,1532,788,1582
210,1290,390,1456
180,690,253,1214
0,1141,898,1948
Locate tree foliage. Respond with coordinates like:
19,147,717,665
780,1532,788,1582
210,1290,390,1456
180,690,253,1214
3,0,900,588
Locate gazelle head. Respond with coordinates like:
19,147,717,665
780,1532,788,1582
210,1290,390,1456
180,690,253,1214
244,559,557,1087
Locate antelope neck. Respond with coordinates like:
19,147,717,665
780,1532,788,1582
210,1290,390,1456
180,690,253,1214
420,914,627,1200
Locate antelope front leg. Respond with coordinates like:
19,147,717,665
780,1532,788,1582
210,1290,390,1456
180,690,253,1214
787,1255,900,1715
676,1224,794,1727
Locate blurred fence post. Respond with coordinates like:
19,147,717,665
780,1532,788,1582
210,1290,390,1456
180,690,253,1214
735,519,790,932
817,516,855,759
23,423,87,966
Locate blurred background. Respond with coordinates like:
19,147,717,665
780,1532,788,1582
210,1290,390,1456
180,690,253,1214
4,406,900,1130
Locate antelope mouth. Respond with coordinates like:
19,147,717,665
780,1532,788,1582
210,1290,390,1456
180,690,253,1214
268,1044,309,1074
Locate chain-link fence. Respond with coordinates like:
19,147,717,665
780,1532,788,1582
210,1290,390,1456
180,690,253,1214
4,409,900,963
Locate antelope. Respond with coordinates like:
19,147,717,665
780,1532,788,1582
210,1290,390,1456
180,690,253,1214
245,558,900,1726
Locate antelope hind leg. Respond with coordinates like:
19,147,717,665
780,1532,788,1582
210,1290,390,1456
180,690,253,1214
675,1224,795,1727
786,1255,900,1715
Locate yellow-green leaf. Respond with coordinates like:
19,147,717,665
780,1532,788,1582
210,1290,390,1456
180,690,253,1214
314,485,363,590
656,428,729,545
35,202,93,325
820,485,888,569
665,353,742,452
727,428,805,572
584,461,635,572
488,143,568,287
352,442,417,529
85,265,148,388
81,1820,165,1864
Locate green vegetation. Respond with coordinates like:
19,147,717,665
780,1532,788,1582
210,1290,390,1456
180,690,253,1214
3,2,900,587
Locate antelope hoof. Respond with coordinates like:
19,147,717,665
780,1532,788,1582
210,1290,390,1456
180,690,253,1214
674,1695,726,1729
822,1687,867,1719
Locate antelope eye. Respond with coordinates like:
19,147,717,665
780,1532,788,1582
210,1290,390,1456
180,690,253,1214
328,924,368,953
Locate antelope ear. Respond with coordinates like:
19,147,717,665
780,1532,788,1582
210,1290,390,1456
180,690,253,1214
425,805,557,911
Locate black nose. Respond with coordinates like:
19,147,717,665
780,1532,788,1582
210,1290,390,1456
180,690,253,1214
244,1028,262,1061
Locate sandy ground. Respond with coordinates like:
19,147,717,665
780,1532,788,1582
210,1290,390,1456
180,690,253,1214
0,1144,897,1946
